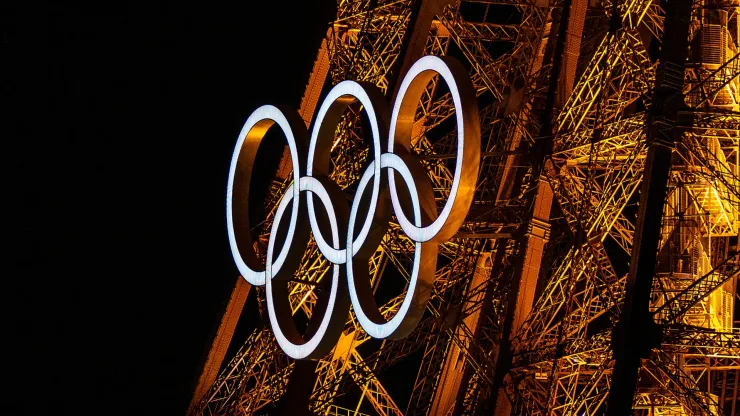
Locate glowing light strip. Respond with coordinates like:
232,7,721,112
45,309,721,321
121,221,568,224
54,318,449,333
226,55,480,359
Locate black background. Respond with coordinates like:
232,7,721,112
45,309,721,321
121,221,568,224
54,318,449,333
4,1,336,414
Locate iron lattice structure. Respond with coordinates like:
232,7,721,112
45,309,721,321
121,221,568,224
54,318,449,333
193,0,740,414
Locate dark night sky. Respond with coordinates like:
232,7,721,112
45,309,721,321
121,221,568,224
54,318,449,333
4,1,336,414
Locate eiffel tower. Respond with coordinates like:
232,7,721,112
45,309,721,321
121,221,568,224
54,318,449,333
189,0,739,414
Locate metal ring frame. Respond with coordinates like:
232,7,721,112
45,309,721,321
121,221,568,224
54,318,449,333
226,56,480,359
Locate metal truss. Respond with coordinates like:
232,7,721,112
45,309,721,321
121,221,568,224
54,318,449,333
192,0,740,414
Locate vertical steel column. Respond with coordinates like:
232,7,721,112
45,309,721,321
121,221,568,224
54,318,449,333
429,254,493,414
606,1,694,414
274,360,321,415
389,0,455,101
489,0,588,412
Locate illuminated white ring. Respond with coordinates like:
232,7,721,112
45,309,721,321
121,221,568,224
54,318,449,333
264,181,344,359
346,153,428,338
388,55,479,243
226,105,304,285
307,80,387,258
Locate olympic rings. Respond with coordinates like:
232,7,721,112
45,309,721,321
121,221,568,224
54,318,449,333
226,55,480,359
